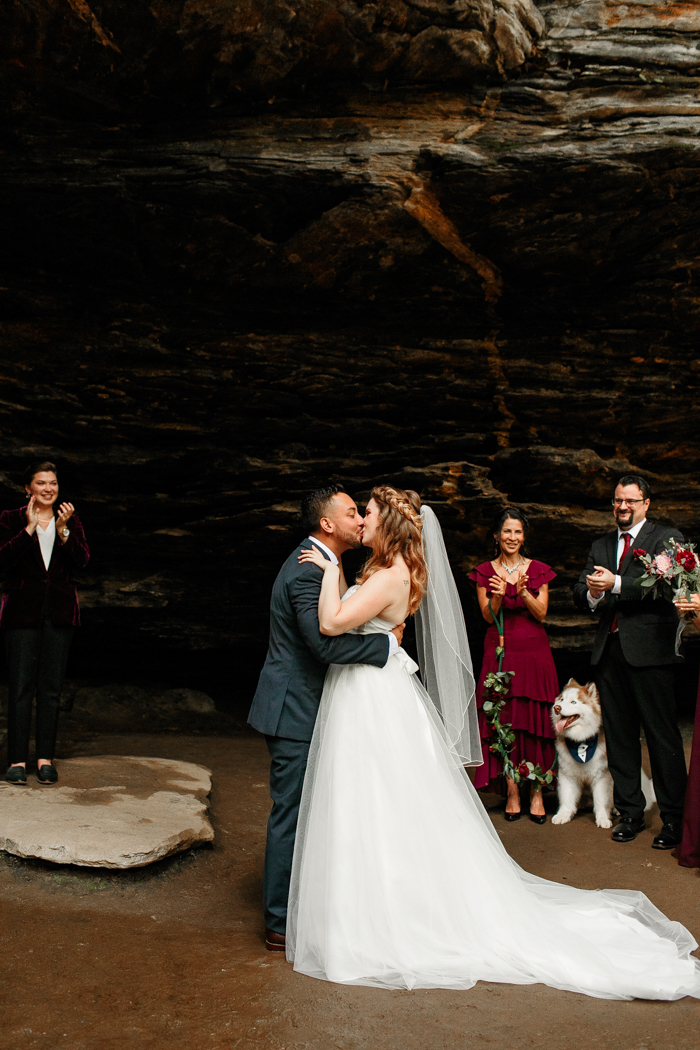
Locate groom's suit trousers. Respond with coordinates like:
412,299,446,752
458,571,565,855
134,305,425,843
597,634,687,826
263,735,310,934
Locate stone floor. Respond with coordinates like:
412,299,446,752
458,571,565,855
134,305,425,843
1,732,699,1050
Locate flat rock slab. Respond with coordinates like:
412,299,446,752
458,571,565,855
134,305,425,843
0,756,214,868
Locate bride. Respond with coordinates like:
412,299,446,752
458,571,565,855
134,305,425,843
287,485,700,999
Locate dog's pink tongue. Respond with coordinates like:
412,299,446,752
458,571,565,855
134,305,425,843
554,718,568,734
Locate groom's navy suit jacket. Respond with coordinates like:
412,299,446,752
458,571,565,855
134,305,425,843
248,542,390,741
573,519,684,667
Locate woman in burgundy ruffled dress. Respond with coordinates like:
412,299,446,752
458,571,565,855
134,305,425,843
469,509,559,824
674,592,700,867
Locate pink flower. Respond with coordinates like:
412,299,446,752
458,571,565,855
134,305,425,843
654,553,672,574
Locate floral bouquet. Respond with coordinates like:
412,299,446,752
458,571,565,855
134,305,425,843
634,538,700,653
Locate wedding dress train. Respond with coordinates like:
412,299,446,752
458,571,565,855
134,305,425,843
287,591,700,999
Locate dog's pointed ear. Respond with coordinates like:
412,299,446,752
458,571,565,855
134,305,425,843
587,681,598,699
565,676,578,688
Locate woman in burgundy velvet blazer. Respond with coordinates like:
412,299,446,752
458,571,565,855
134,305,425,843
0,506,89,628
1,462,89,785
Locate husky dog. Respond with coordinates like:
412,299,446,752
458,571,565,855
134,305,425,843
551,679,615,828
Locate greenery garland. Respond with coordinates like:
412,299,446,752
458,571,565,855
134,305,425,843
482,599,556,789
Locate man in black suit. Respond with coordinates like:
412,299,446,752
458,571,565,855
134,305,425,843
574,475,687,849
248,485,403,951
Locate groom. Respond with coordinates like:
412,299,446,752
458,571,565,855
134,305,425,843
573,474,687,849
248,484,403,951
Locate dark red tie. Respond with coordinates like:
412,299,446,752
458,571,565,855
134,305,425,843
610,532,631,634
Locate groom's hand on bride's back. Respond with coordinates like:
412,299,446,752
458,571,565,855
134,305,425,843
391,623,405,646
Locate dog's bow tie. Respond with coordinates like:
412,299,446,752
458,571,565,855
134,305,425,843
565,735,599,764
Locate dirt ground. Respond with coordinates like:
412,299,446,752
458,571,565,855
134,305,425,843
2,731,699,1050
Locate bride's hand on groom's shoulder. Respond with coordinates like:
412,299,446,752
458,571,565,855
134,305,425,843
299,546,333,571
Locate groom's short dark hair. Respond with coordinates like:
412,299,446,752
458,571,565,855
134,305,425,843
616,474,651,500
301,484,347,532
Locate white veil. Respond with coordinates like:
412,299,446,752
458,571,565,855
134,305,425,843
414,505,482,766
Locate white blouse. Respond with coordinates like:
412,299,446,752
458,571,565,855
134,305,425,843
37,516,56,570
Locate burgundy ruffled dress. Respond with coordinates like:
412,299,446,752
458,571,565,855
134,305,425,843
469,560,559,793
676,675,700,868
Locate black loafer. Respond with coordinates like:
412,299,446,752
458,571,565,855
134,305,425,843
37,764,58,785
5,765,27,785
652,822,683,851
611,817,646,843
504,812,521,822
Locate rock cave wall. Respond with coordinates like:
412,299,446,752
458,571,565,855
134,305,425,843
1,0,699,710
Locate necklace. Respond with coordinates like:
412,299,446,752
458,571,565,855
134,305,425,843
500,558,522,576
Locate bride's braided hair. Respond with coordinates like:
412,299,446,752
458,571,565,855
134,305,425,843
357,485,428,615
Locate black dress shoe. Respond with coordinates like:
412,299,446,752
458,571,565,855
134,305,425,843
5,765,27,785
37,764,58,784
504,811,521,822
611,817,646,843
529,813,547,825
652,822,683,851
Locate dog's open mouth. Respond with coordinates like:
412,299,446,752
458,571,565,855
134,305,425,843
555,714,580,734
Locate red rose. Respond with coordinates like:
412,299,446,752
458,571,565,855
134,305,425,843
517,762,529,777
632,548,646,559
675,548,696,572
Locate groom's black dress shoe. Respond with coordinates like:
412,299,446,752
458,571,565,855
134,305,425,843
37,763,58,784
652,822,683,851
265,929,286,952
611,817,646,843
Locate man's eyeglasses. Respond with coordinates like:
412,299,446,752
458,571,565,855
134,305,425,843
611,498,647,507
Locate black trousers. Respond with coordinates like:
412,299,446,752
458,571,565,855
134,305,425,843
4,608,74,765
596,634,687,825
263,735,310,935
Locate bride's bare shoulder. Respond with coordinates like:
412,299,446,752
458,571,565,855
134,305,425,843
363,562,406,589
379,559,410,589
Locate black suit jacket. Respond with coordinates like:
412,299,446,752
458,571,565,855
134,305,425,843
573,520,684,667
248,542,390,741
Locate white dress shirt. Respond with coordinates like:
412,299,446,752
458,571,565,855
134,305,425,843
37,516,56,571
587,518,647,612
306,536,398,661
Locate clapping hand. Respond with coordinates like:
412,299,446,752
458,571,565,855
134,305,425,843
515,573,530,598
586,565,614,598
56,502,74,541
25,495,40,532
489,574,507,598
298,545,333,571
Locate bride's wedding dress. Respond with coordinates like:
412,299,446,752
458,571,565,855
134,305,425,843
287,587,700,999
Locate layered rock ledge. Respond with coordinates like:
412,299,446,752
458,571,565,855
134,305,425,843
0,1,698,689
